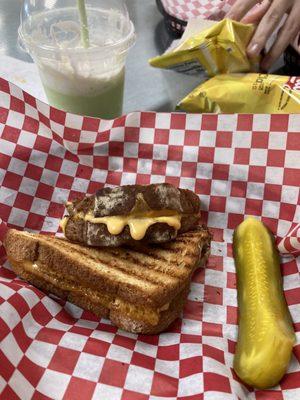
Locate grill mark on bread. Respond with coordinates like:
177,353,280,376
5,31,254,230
12,229,208,262
4,228,211,308
23,234,182,289
46,245,162,290
125,246,197,268
138,243,200,259
170,232,206,242
42,233,205,279
54,240,187,286
109,250,193,279
146,246,195,257
9,259,192,333
14,231,208,284
14,234,160,292
9,260,170,326
33,240,39,263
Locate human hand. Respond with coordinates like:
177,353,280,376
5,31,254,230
226,0,300,70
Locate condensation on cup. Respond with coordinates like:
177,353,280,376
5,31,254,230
19,0,136,119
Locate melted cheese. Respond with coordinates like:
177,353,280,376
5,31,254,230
84,212,182,240
60,209,182,240
60,217,69,234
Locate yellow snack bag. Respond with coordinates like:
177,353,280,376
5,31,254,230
178,73,300,113
149,19,259,76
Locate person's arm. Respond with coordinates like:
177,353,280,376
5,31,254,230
226,0,300,70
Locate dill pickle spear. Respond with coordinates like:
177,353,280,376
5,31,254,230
233,217,295,389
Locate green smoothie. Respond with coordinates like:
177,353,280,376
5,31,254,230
42,68,125,119
22,1,135,120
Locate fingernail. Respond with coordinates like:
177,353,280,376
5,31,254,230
247,43,260,57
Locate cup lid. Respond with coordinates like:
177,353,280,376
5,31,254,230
19,0,135,55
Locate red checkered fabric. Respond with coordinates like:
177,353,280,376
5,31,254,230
0,77,299,399
161,0,236,21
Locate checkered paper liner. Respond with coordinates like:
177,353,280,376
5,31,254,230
278,223,300,256
160,0,236,22
0,76,300,400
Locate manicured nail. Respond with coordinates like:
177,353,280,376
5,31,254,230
247,43,260,57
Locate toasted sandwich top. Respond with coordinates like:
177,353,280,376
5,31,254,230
4,227,211,308
66,183,200,218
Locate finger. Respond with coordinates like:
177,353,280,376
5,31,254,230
261,7,300,70
241,0,271,25
226,0,259,21
246,0,290,57
291,32,300,51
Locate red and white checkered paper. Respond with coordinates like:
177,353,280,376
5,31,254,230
161,0,236,22
278,222,300,256
0,76,299,400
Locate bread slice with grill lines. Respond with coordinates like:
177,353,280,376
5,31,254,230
4,227,211,334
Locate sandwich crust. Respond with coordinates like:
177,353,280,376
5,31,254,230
64,184,201,247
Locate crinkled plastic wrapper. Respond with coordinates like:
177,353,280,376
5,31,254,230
149,19,259,76
178,73,300,113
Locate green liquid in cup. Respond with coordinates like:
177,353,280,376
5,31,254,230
42,68,125,119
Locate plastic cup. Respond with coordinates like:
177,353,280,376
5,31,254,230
19,0,135,119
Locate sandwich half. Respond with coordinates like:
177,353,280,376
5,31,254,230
4,227,211,334
61,183,201,247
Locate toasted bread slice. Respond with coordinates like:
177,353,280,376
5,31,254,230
69,184,201,217
63,183,201,247
4,227,211,334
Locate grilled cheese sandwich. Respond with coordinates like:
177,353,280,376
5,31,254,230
62,183,201,247
4,227,211,334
